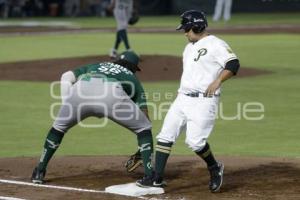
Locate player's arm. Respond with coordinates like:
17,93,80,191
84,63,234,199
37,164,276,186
60,71,76,102
107,0,116,12
205,59,240,97
132,79,150,121
140,108,150,120
60,66,88,102
135,94,150,121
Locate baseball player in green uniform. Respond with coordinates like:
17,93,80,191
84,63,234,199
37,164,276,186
31,51,154,184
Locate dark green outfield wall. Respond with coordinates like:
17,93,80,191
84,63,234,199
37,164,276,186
139,0,300,15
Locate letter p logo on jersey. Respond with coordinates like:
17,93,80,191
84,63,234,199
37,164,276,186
194,48,207,61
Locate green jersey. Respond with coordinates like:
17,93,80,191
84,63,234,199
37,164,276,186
72,62,147,109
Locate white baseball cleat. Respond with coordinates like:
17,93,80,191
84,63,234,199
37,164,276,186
109,48,118,59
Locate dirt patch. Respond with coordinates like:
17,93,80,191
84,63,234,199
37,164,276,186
0,155,300,200
0,55,270,82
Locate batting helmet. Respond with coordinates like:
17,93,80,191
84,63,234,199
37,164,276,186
115,51,141,72
176,10,208,33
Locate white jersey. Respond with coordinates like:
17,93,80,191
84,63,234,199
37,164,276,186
113,0,133,17
178,35,237,95
113,0,133,30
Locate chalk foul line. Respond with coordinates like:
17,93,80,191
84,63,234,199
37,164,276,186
0,178,153,199
0,178,105,193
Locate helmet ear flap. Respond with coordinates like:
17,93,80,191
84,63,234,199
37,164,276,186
192,26,200,33
192,25,205,33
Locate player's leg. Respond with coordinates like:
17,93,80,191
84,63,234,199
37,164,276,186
32,80,95,184
185,96,223,192
113,102,153,177
196,143,224,193
107,93,153,177
152,97,186,187
119,29,130,50
137,129,154,176
110,10,122,58
31,127,64,184
111,10,130,57
223,0,232,21
134,96,186,187
110,30,121,58
213,0,224,21
112,118,154,179
31,102,79,184
117,10,131,50
185,120,219,167
123,7,131,50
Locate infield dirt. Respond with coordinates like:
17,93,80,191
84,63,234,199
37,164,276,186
0,55,270,82
1,155,300,200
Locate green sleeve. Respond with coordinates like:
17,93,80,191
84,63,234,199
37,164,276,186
132,79,147,109
72,65,89,78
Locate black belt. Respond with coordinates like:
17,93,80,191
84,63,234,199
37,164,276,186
185,92,220,98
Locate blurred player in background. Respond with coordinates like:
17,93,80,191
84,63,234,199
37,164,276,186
108,0,135,58
213,0,233,22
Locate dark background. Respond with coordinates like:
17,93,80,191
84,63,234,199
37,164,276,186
1,0,299,17
141,0,300,15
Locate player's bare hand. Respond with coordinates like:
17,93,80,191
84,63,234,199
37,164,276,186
204,79,222,97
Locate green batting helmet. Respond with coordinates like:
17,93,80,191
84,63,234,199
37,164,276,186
118,51,141,71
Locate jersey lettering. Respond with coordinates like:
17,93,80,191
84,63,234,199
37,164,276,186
98,63,132,75
194,48,207,61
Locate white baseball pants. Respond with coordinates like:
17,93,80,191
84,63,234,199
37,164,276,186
156,93,219,151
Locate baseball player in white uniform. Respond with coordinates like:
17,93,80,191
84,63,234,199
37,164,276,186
109,0,133,58
213,0,233,21
136,10,240,192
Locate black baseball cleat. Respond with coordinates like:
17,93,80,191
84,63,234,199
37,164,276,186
153,178,167,188
136,174,154,188
136,173,166,188
208,162,224,193
31,167,46,184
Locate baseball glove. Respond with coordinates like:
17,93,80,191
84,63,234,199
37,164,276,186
128,11,139,25
125,150,143,172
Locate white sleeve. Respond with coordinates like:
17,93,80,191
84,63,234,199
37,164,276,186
214,40,238,68
60,71,76,102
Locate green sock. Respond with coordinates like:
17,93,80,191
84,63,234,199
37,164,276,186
37,127,64,171
155,141,173,178
114,30,122,49
137,130,153,176
195,143,217,167
119,29,130,49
